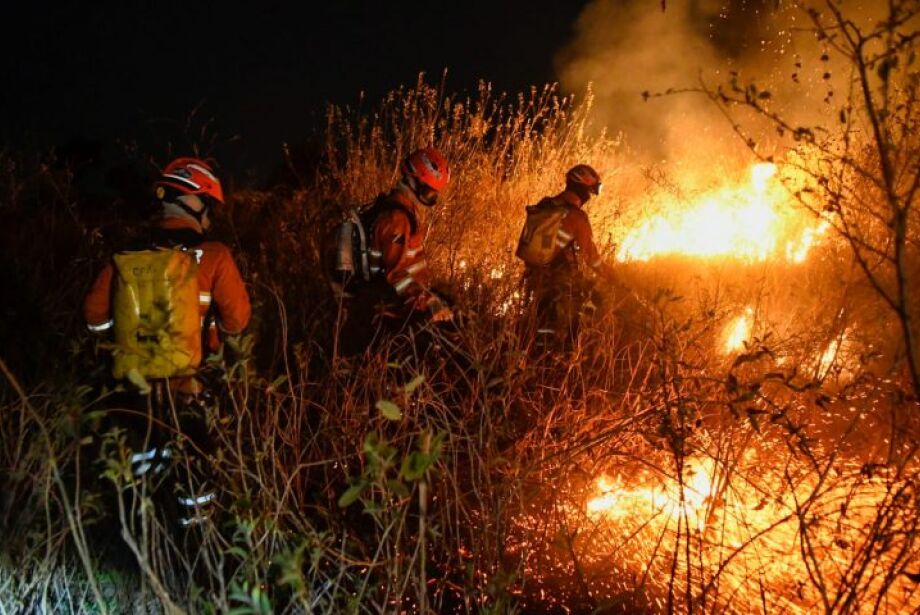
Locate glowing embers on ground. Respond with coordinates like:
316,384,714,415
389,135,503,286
570,451,920,613
617,163,829,263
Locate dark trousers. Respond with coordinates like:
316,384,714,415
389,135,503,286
106,380,218,533
336,278,425,357
523,266,593,352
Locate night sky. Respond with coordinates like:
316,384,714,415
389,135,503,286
1,2,588,180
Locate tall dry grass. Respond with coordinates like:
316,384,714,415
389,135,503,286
0,75,918,614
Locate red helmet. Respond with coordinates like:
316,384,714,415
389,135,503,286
402,147,450,205
155,157,224,205
565,164,602,196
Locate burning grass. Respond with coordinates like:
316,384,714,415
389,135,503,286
615,162,830,264
1,74,919,613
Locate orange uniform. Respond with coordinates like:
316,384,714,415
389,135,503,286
523,190,606,350
368,189,437,312
83,217,251,352
544,191,603,272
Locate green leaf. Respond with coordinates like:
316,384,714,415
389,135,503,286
338,480,368,508
226,546,249,559
386,479,411,498
403,374,425,394
126,369,151,394
376,400,402,421
401,451,434,481
431,430,447,456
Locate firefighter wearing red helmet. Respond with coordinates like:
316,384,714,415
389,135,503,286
83,156,251,530
516,163,613,350
85,157,251,350
337,147,452,355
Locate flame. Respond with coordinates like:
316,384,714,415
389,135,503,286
817,329,853,379
786,219,831,263
587,460,714,524
722,307,754,354
617,163,827,263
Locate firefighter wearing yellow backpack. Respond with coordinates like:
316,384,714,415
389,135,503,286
516,164,614,351
84,157,251,531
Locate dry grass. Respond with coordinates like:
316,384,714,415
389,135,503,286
1,76,919,614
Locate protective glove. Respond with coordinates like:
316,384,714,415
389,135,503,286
426,294,454,323
431,306,455,323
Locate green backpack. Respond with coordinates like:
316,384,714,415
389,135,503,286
515,199,569,266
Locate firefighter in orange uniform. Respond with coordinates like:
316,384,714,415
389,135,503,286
516,164,612,350
339,147,452,355
84,158,251,359
84,157,250,529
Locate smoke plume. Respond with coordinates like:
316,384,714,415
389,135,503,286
556,0,891,172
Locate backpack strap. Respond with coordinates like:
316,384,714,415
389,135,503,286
360,193,418,235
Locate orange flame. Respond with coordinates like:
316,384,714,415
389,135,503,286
722,307,754,354
617,163,827,263
587,460,714,525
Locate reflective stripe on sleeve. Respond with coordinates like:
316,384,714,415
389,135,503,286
394,276,415,295
556,229,574,249
87,320,114,332
199,292,212,305
405,260,427,276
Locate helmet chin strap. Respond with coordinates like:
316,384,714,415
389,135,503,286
396,177,424,205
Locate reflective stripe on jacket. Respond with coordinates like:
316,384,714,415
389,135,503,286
369,189,434,311
547,191,603,271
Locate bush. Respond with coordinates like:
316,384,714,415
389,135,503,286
1,74,918,614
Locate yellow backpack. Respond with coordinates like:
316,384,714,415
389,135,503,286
515,200,569,266
111,248,202,380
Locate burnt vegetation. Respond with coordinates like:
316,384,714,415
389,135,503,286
2,3,920,614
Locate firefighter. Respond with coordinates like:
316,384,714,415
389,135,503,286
337,147,452,356
84,157,251,530
515,164,613,351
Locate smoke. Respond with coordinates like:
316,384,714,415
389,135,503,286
556,0,891,172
